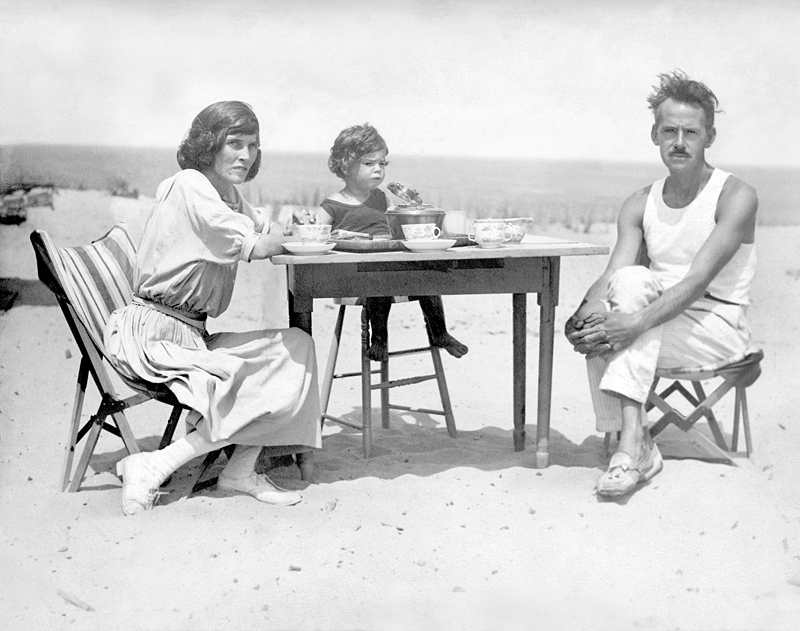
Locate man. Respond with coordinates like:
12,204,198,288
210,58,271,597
566,70,758,497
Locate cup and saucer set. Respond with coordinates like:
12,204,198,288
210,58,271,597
283,224,336,255
400,223,457,252
468,218,527,248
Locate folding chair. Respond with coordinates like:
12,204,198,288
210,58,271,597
603,350,764,463
320,297,457,458
31,224,203,492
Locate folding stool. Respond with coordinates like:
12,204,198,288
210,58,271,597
603,350,763,463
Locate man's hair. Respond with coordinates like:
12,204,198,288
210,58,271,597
646,70,721,130
328,123,388,179
177,101,261,181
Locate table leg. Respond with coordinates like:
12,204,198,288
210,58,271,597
535,257,558,468
287,288,312,335
512,293,527,451
361,308,373,458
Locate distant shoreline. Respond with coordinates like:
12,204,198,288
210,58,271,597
2,144,797,225
4,142,800,170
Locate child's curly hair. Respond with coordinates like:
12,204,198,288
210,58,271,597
177,101,261,181
328,123,388,179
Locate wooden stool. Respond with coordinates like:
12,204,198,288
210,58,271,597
320,297,457,457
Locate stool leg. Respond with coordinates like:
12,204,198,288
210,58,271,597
360,308,373,458
321,305,346,419
739,387,753,456
731,388,741,452
429,345,457,438
693,380,728,451
381,329,390,430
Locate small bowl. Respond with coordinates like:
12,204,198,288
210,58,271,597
385,204,446,240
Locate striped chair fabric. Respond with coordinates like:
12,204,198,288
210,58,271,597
31,224,205,493
38,224,136,351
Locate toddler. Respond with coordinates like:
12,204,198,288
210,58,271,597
316,123,468,362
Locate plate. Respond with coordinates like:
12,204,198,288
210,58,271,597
402,238,457,252
330,237,472,253
282,242,337,255
331,239,406,253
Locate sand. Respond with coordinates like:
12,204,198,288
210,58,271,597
1,189,799,631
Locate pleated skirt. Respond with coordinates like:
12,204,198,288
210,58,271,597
105,304,321,448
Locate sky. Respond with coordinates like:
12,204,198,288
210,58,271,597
1,0,799,167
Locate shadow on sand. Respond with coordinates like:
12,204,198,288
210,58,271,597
77,407,736,508
0,278,57,310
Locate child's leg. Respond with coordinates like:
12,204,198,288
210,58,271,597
418,295,469,358
365,297,392,362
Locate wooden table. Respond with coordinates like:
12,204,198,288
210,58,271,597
273,236,608,467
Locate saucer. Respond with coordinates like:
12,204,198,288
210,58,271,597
402,238,457,252
282,242,337,255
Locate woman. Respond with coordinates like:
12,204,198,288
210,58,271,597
106,101,320,516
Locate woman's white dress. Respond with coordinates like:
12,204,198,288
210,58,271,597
105,169,321,448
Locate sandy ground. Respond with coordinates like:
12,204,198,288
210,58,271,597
1,189,800,631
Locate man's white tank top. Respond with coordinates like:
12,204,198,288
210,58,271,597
643,168,756,306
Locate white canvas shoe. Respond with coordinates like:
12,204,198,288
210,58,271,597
115,452,168,516
217,472,302,506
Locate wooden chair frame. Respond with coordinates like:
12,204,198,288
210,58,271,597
320,298,457,458
31,229,198,492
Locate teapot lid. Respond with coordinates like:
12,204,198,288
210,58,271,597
386,203,443,213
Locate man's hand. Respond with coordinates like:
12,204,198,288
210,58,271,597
576,311,644,355
565,301,612,358
567,321,613,358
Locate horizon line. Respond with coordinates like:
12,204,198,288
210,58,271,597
2,142,798,171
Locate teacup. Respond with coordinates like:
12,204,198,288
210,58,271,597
402,223,441,241
471,220,509,248
295,223,331,243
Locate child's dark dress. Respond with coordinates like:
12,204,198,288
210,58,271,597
320,189,466,361
320,190,391,238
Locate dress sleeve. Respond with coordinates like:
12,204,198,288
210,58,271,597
172,170,262,263
321,198,344,229
238,195,267,262
374,189,389,211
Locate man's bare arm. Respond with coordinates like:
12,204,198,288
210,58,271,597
565,187,648,354
584,177,758,351
629,177,756,331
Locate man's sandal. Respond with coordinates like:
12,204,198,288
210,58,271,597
596,443,663,497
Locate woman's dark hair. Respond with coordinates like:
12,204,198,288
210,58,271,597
328,123,388,179
647,69,721,131
177,101,261,181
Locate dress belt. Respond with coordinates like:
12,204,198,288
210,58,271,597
132,296,207,330
703,292,741,307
